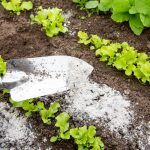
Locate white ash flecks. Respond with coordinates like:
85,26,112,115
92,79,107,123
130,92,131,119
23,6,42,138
64,79,134,134
63,11,72,29
62,60,150,149
0,102,35,149
64,60,134,134
125,121,150,150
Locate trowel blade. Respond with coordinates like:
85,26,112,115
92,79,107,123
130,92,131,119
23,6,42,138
3,56,93,101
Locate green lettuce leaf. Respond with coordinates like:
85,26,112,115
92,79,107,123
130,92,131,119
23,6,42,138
0,56,6,76
129,14,144,35
85,1,99,9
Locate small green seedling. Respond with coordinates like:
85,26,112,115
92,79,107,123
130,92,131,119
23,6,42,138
50,112,70,142
50,112,104,150
1,0,33,15
9,97,61,121
9,98,38,116
38,101,60,124
30,7,68,37
70,125,104,150
0,56,6,76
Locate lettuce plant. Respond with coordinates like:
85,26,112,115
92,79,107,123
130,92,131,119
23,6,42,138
73,0,150,35
38,101,60,124
50,112,70,142
9,98,61,121
0,56,6,76
50,112,104,150
30,7,68,37
70,126,104,150
1,0,33,15
9,98,39,116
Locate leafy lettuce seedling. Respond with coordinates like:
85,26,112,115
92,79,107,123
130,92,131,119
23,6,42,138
1,0,33,15
96,43,121,65
78,31,91,45
9,98,38,116
31,7,68,37
50,112,104,150
50,112,70,142
38,101,60,124
70,125,104,150
0,56,6,76
9,97,61,121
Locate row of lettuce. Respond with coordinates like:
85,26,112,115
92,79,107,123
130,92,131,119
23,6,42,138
73,0,150,35
78,31,150,84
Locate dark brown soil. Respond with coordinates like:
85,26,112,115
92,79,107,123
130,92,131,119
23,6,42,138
0,0,150,150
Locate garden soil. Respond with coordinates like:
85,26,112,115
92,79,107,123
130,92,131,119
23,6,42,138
0,0,150,150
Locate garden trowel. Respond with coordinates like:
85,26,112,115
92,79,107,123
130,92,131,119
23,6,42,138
0,56,93,102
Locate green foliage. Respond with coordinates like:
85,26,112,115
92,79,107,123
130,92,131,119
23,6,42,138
78,31,91,45
73,0,150,35
50,112,70,141
78,31,150,84
98,0,113,12
51,112,104,150
1,0,33,15
73,0,89,8
85,1,99,9
30,7,68,37
9,98,60,121
70,126,104,150
9,98,39,116
5,87,104,149
0,56,6,76
39,101,60,124
2,88,10,94
113,43,138,76
96,43,121,65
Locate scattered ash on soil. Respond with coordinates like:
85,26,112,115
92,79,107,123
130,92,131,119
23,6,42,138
63,79,150,150
64,81,134,134
124,121,150,150
61,62,149,150
63,59,134,134
0,102,36,149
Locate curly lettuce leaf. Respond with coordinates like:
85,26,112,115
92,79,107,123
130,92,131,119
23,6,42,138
31,7,68,37
0,56,6,76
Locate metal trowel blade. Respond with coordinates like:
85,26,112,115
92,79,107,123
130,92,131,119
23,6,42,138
2,56,93,101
